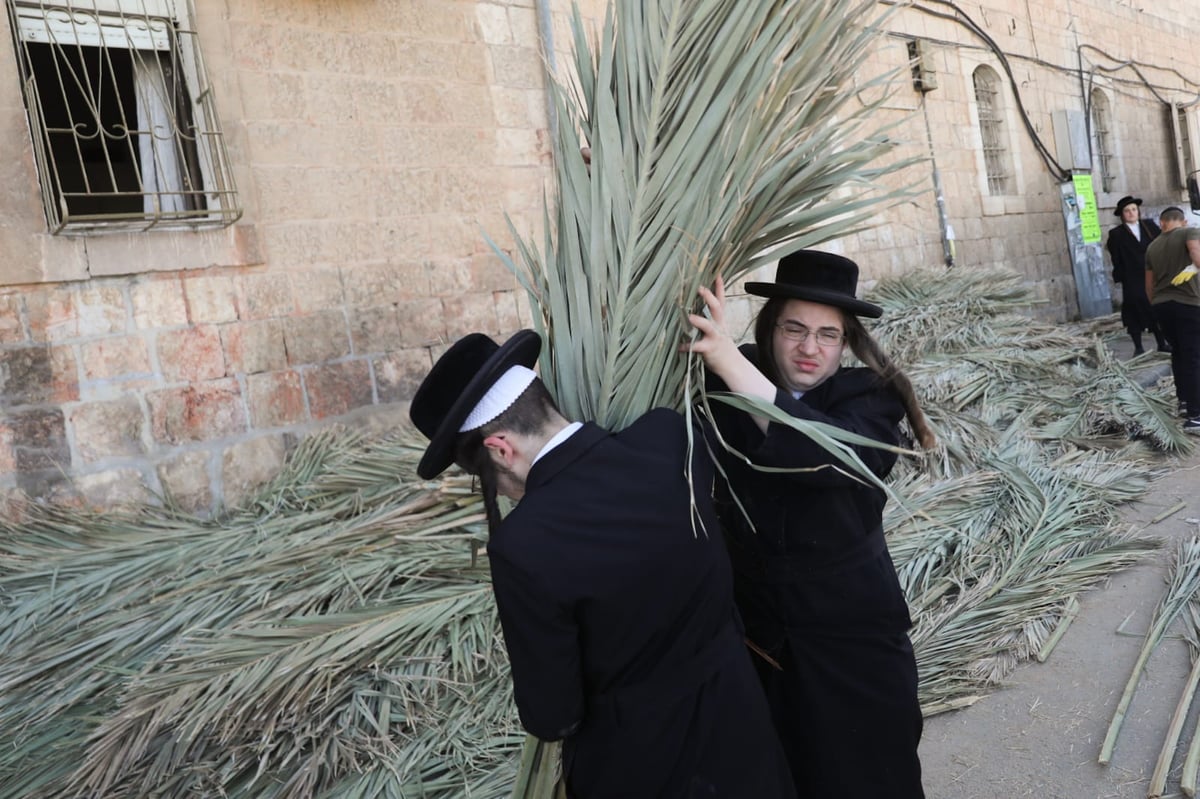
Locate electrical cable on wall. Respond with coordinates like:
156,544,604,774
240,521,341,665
883,0,1070,181
1078,44,1200,108
884,0,1200,183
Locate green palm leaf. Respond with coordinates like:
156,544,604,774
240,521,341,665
499,0,917,430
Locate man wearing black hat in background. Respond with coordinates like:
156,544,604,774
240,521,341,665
1107,194,1171,355
408,330,794,799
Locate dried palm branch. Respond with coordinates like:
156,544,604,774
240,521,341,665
1151,601,1200,798
500,0,916,430
894,443,1161,711
1099,537,1200,765
0,428,521,799
873,270,1192,480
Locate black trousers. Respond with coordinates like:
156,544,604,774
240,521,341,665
755,630,925,799
1154,301,1200,415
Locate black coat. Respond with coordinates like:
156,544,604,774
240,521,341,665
706,349,924,799
1107,220,1161,330
487,409,794,799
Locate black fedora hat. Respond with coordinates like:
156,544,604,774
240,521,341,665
744,250,882,318
410,330,541,479
1114,195,1142,216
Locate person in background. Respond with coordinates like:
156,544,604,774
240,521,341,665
1144,206,1200,434
683,250,934,799
409,330,795,799
1108,194,1171,356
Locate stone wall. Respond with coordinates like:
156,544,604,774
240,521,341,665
0,0,562,510
2,0,1199,509
833,0,1200,316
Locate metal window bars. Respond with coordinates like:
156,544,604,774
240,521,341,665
973,67,1012,197
5,0,241,234
1090,89,1115,193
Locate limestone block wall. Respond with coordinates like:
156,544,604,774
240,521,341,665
834,0,1200,318
0,0,573,511
2,0,1200,510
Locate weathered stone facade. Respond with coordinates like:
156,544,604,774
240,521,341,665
1,0,1198,509
835,0,1200,316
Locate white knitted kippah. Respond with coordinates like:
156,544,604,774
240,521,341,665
459,365,537,432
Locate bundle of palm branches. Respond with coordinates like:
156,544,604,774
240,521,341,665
502,0,913,430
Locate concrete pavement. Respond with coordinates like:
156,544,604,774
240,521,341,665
920,339,1199,799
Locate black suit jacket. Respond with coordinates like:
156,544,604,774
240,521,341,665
487,409,794,799
1107,220,1161,329
1108,219,1160,286
704,349,926,799
706,349,913,648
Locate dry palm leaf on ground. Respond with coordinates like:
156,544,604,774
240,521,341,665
0,429,517,799
0,268,1188,797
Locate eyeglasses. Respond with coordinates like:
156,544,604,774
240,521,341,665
775,322,844,347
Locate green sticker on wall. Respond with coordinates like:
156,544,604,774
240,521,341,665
1073,174,1102,244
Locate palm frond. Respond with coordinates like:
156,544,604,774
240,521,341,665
1099,537,1200,764
499,0,917,429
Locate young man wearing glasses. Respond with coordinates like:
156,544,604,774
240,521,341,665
685,250,934,799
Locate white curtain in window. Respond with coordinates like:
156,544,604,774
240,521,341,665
134,52,186,214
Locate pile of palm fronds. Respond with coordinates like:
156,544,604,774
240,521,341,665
870,268,1191,465
0,267,1187,797
0,429,521,799
869,267,1186,713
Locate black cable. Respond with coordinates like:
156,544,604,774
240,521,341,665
882,0,1200,182
884,0,1070,180
1079,44,1200,101
886,28,1195,102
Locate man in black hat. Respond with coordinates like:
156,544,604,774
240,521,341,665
409,330,794,799
684,250,931,799
1107,194,1170,355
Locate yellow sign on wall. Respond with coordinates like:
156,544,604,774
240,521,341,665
1073,174,1102,244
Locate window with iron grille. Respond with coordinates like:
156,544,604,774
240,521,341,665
5,0,240,234
972,65,1012,196
1090,88,1115,193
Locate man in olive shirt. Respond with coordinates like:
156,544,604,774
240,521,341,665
1145,206,1200,433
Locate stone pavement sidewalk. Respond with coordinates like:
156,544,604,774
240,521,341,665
920,341,1200,799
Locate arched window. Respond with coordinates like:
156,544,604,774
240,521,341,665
1090,88,1115,192
972,66,1013,196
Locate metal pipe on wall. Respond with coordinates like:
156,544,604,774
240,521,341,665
533,0,558,161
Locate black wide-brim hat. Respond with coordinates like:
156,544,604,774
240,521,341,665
744,249,882,318
1114,195,1142,216
409,330,541,479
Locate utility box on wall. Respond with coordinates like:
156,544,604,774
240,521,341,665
1052,110,1092,172
907,38,938,93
